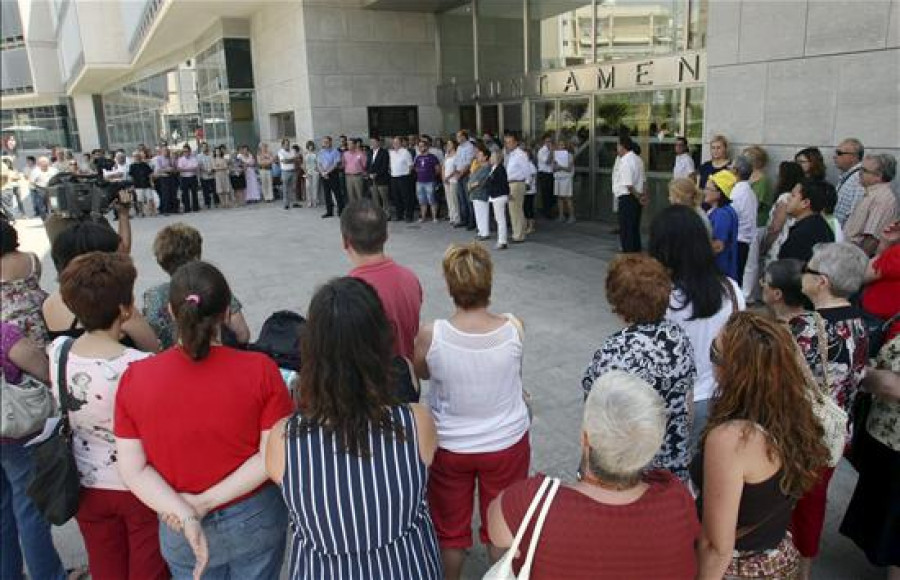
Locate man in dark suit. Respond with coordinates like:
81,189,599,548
368,136,391,218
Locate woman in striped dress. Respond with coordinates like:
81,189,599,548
266,277,443,579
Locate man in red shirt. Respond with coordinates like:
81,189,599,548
342,199,423,359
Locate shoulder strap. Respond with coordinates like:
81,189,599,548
518,478,561,580
838,166,861,189
505,314,525,342
28,253,39,277
813,313,831,392
503,477,553,574
723,279,739,313
56,338,75,422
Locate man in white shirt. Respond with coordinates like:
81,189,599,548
672,137,696,180
454,130,476,230
389,136,414,222
729,155,759,287
29,156,58,219
277,138,297,210
504,133,531,242
611,135,645,252
536,135,555,219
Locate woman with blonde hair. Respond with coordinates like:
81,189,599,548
698,134,730,189
693,311,829,579
414,242,530,580
669,177,710,233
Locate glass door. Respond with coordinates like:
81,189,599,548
559,98,592,219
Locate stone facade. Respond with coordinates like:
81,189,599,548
252,0,440,145
704,0,900,186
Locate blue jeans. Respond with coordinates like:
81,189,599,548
159,484,287,580
456,177,472,227
416,182,436,206
0,442,66,580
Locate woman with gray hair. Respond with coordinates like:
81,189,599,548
790,241,870,579
487,371,699,579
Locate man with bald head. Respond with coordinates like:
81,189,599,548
832,137,865,225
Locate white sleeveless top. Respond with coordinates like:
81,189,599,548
426,317,530,453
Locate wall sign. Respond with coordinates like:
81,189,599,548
438,52,706,105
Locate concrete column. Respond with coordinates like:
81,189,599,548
71,94,101,151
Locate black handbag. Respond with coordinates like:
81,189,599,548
26,338,81,525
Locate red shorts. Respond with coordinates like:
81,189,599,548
790,465,836,558
427,433,530,549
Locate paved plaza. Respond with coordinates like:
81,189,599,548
14,204,882,579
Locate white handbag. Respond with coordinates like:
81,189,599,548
483,477,561,580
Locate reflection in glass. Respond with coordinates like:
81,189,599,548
559,99,591,167
595,0,682,61
529,1,594,71
481,105,499,137
502,103,523,139
0,104,77,151
531,101,556,142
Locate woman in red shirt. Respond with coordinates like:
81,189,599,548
487,371,699,579
115,261,293,579
862,220,900,344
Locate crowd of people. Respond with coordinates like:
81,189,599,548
0,123,899,580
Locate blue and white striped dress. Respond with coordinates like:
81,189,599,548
281,405,443,579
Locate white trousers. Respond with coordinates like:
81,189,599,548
742,226,765,302
444,180,459,223
491,195,509,245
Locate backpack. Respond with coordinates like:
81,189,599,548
248,310,306,372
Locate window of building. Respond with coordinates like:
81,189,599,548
367,107,419,139
271,111,296,139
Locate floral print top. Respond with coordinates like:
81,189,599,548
582,320,697,482
0,253,48,346
789,307,869,413
142,282,243,350
49,337,149,489
867,336,900,452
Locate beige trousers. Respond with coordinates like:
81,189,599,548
346,174,365,203
259,169,274,201
444,180,460,223
508,181,527,241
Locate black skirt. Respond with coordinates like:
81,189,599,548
230,174,246,190
839,428,900,567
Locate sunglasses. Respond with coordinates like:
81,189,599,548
834,150,855,157
709,341,723,367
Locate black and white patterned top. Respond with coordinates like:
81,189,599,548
582,320,697,482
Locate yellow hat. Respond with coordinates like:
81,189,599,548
710,170,737,198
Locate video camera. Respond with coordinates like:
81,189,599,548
43,172,127,219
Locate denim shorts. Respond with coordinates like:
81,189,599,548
416,182,436,205
158,484,287,580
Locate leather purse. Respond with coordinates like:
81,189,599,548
26,338,82,525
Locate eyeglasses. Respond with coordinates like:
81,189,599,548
802,264,825,277
834,150,855,157
709,341,723,367
860,167,880,175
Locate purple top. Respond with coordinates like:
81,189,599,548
1,322,25,384
414,153,440,183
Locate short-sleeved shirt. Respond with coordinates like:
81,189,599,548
777,213,835,263
843,182,899,247
50,338,150,490
708,204,740,280
862,245,900,342
500,473,699,579
673,153,695,180
142,282,243,350
128,162,153,188
414,153,440,183
612,151,644,197
698,161,728,190
581,321,696,481
114,347,293,508
455,141,475,173
389,148,413,178
834,164,864,225
317,148,341,174
349,258,422,360
342,150,367,175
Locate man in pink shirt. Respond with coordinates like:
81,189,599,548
342,199,422,359
342,138,369,204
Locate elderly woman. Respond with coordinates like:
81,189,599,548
791,242,869,579
143,223,250,350
413,243,530,580
466,143,493,243
861,220,900,344
693,312,830,579
488,371,699,579
698,134,730,189
669,177,710,233
704,170,740,281
266,277,442,579
257,143,275,203
582,254,696,482
484,150,510,250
